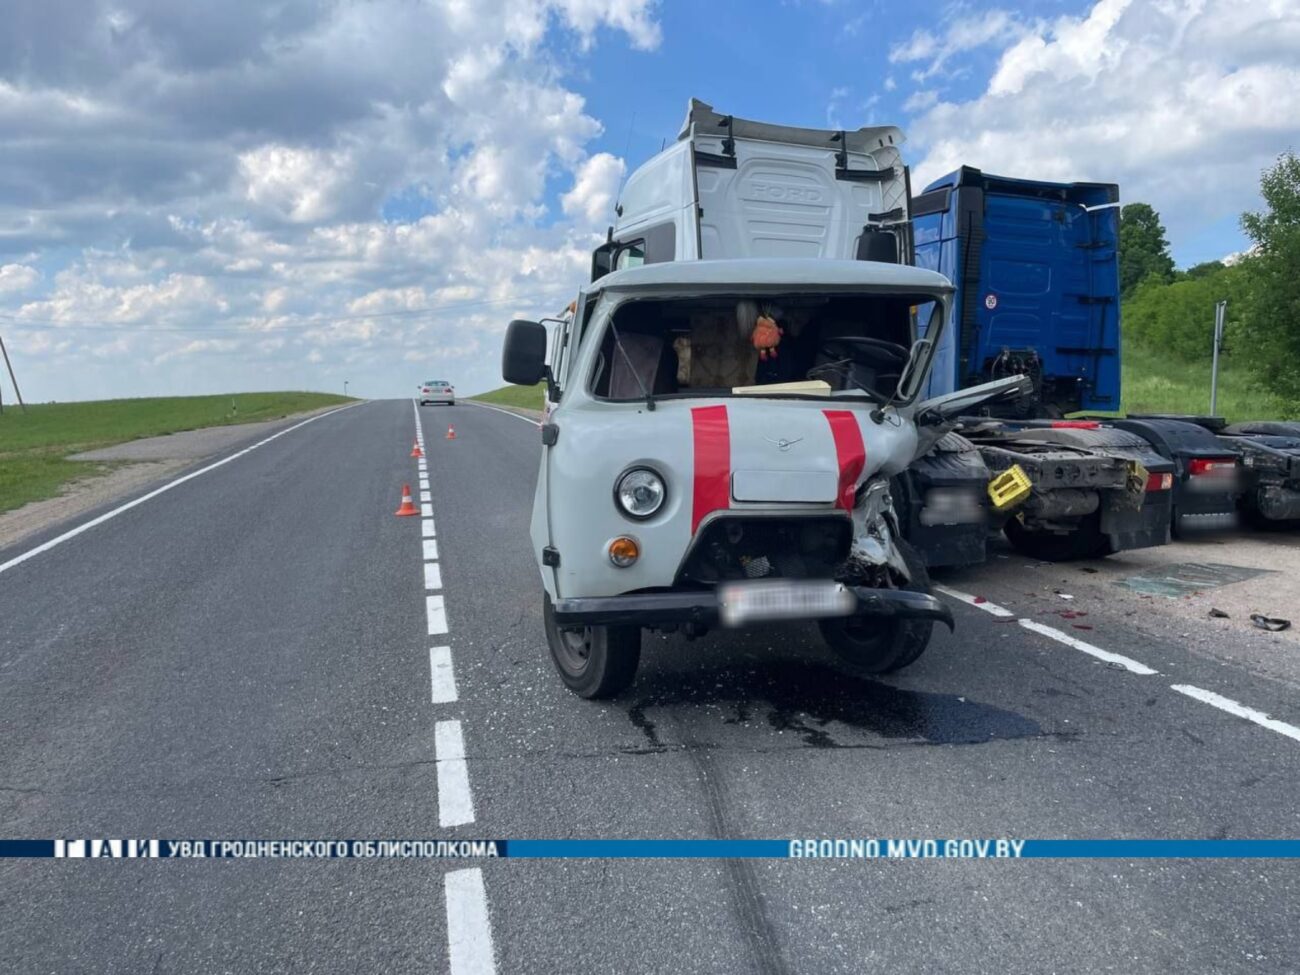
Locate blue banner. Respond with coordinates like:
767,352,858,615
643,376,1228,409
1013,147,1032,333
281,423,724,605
4,838,1299,859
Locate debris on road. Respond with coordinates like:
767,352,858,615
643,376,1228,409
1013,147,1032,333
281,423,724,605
1249,613,1292,632
1115,562,1274,598
1209,608,1230,619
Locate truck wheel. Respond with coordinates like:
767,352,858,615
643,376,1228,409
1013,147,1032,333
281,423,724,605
542,594,641,699
1004,512,1108,561
818,539,934,675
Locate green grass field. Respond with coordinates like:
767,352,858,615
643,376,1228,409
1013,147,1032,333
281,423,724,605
471,383,546,411
1120,342,1297,420
0,391,352,514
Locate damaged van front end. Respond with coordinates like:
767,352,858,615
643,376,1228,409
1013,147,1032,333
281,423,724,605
503,259,1023,698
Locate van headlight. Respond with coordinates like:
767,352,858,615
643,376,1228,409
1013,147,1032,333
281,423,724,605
615,467,666,520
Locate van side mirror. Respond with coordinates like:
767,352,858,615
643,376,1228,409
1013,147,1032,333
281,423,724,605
502,319,548,386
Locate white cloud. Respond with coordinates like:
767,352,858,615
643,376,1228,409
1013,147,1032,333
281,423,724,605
0,0,662,401
0,263,38,293
907,0,1300,257
561,153,626,225
890,8,1029,80
902,89,938,113
238,145,355,223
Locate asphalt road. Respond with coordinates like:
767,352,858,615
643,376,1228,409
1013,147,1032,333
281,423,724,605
2,398,1298,973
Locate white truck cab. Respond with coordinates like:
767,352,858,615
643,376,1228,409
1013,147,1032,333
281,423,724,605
502,257,1027,698
592,99,912,278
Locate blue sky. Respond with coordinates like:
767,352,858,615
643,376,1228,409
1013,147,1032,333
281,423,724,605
1,0,1296,402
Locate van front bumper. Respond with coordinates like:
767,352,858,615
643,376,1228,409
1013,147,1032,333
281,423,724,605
552,586,955,630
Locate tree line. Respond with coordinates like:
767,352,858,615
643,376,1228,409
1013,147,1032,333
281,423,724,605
1120,151,1300,402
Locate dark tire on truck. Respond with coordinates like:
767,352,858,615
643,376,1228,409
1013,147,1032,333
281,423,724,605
543,593,641,699
818,538,935,676
1003,510,1109,561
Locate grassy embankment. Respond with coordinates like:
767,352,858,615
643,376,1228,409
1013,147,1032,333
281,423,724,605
0,392,352,513
1119,341,1296,420
471,383,546,411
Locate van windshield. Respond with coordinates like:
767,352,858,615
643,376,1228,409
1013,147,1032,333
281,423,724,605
589,291,940,403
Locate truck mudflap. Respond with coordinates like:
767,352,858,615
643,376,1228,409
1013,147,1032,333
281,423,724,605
553,585,954,630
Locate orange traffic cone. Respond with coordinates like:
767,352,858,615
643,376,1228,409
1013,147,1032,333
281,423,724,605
395,484,419,517
446,426,456,440
410,440,423,458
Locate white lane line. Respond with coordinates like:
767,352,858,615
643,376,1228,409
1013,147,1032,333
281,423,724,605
435,720,475,826
419,478,430,490
445,869,497,975
427,594,448,634
429,646,458,703
1018,619,1158,676
466,400,543,427
420,490,432,502
423,538,439,560
1172,685,1300,743
424,561,443,592
422,519,436,538
933,584,1015,618
0,404,359,577
420,502,433,518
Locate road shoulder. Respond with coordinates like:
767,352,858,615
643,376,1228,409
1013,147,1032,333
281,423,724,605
0,404,349,553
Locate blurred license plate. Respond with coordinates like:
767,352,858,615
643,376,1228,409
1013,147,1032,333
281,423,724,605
718,580,855,627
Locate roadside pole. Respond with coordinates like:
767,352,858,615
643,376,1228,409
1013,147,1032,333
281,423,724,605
1209,299,1226,415
0,333,25,413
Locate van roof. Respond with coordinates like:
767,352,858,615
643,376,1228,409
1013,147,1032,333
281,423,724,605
583,258,952,296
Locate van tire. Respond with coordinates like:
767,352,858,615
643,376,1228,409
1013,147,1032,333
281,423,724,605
543,593,641,698
818,539,934,675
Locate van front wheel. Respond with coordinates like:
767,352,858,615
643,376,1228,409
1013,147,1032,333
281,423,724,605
818,538,934,675
543,594,641,699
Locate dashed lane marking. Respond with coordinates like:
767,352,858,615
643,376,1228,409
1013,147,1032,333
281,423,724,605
424,562,443,592
933,584,1015,618
434,720,475,827
423,538,439,560
420,502,433,518
429,646,458,704
420,490,432,502
1172,685,1300,744
445,869,497,975
1017,619,1158,676
422,520,436,538
427,594,448,635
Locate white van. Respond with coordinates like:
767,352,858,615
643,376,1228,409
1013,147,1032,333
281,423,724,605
502,257,1026,698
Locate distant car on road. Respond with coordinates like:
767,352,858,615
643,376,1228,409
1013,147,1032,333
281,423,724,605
418,380,455,406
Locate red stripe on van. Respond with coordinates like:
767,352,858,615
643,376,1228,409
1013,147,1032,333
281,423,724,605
823,410,866,510
690,405,731,533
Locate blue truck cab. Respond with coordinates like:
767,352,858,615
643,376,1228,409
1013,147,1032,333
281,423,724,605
911,167,1121,416
907,167,1255,540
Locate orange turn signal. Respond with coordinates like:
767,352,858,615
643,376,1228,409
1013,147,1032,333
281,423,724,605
608,536,640,567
